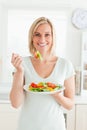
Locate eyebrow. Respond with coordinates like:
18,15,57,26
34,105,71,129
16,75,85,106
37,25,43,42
34,31,51,34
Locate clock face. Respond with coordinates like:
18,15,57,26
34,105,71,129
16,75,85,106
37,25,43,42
72,9,87,29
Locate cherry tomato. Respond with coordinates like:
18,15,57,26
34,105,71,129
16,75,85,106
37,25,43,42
47,82,56,89
31,82,38,88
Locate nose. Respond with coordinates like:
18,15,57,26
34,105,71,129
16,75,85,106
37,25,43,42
39,36,46,43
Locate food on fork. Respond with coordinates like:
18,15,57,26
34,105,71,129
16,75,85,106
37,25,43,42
34,51,43,60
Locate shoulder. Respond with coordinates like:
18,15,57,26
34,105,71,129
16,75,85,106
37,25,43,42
59,57,75,73
59,57,75,79
59,57,73,66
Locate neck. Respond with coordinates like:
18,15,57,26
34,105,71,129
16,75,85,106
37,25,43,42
41,53,56,62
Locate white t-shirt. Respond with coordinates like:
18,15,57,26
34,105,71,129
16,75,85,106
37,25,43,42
17,56,75,130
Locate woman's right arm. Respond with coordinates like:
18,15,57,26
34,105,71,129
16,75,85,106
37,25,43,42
10,53,25,108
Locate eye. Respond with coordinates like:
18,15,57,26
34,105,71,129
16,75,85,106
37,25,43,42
45,33,51,37
33,33,41,37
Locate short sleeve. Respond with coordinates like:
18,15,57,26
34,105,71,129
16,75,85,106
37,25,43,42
65,60,75,80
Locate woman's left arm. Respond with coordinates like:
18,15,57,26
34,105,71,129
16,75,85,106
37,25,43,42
52,76,75,110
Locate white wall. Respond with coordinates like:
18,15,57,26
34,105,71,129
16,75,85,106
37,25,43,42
0,5,2,80
0,5,8,81
66,9,82,67
65,0,87,67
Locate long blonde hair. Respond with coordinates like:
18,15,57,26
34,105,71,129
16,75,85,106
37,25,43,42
28,17,56,55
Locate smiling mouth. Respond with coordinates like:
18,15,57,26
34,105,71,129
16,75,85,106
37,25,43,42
38,43,48,47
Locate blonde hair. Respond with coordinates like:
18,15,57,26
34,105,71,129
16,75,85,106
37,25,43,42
28,17,56,55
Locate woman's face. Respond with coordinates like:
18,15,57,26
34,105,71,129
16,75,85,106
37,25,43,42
32,23,53,54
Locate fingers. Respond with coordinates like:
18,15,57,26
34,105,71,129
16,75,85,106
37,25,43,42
11,53,22,68
51,91,62,97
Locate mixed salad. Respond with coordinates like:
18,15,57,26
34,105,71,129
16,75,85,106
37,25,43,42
28,82,62,92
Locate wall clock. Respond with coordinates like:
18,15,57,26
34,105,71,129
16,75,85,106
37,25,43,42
72,9,87,29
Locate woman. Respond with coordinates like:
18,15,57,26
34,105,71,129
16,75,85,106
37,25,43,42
10,17,75,130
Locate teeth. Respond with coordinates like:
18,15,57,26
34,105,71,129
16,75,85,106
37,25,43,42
38,43,47,47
